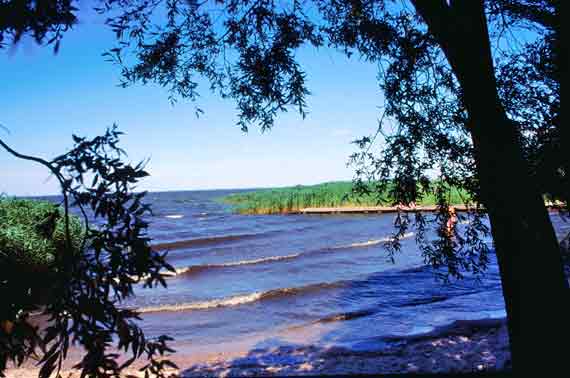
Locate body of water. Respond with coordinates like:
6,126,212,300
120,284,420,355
35,189,570,357
112,190,512,354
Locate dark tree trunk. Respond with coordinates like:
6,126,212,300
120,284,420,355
555,1,570,205
412,0,568,373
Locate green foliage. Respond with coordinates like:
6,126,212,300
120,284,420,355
1,0,563,283
0,127,175,378
223,182,368,214
0,1,564,372
222,181,469,214
0,198,83,272
92,0,561,283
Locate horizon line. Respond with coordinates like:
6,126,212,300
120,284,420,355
9,179,356,198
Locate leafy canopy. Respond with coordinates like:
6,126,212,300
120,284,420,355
0,0,78,52
1,1,561,279
97,0,560,279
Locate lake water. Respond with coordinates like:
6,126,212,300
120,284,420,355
34,189,570,359
118,190,513,355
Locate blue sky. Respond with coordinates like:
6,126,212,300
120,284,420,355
0,11,384,196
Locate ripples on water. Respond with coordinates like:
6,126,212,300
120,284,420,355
38,189,557,353
120,190,510,351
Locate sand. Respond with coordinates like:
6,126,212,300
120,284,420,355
5,318,511,377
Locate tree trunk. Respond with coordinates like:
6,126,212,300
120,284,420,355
412,0,568,373
554,1,570,205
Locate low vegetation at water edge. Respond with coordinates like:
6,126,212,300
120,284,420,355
221,181,470,214
0,198,84,272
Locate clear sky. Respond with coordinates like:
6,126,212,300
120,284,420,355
0,10,384,196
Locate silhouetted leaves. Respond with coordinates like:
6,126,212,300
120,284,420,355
1,126,175,378
0,0,78,50
97,0,561,280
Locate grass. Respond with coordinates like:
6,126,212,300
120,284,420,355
221,181,469,214
0,197,84,272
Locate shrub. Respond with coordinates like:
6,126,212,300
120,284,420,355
0,198,84,273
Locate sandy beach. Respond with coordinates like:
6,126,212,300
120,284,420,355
6,318,511,377
4,191,523,378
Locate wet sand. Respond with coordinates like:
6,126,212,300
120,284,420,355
6,318,511,377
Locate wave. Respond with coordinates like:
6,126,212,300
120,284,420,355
190,212,212,218
333,232,414,250
151,233,263,251
314,309,377,324
397,296,449,307
135,264,484,315
137,292,265,313
382,317,507,342
330,232,414,250
136,281,344,314
164,214,184,219
154,229,415,254
164,232,416,278
174,253,301,276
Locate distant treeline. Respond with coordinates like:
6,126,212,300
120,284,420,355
221,181,469,214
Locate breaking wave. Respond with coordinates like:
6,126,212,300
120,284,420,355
333,232,414,249
174,253,302,276
163,232,416,277
164,214,184,219
136,281,344,314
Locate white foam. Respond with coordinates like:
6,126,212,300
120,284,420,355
222,254,301,267
173,254,301,276
137,292,264,313
165,214,184,219
343,232,415,248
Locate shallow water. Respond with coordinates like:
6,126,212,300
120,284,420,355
129,190,507,351
34,190,569,356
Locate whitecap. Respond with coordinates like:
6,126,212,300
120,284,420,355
340,232,415,249
165,214,184,219
136,292,264,313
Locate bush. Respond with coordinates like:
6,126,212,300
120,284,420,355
0,198,84,273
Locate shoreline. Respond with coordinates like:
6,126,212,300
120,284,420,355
289,204,471,214
232,204,565,215
180,317,511,377
6,317,511,377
